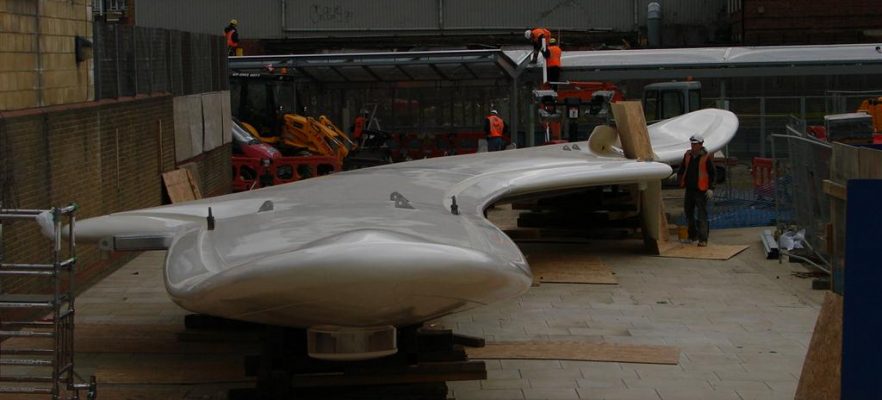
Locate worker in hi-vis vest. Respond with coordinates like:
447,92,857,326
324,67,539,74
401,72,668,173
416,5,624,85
677,134,717,247
484,109,508,152
224,19,240,56
543,37,562,89
524,27,551,63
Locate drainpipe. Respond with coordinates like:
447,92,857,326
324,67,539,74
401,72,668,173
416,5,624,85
438,0,444,30
36,0,44,106
647,2,661,48
280,0,287,33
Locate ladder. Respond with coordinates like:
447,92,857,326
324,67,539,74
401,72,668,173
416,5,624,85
0,205,96,400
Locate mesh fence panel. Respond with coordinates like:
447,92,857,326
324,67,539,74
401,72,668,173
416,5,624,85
772,126,832,258
94,22,227,99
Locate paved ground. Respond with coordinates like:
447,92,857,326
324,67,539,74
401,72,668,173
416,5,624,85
48,223,822,400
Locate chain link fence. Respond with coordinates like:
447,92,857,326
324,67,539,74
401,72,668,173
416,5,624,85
93,22,228,99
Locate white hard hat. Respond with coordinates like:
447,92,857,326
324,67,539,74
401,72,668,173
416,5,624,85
490,109,499,115
524,30,532,40
689,134,705,144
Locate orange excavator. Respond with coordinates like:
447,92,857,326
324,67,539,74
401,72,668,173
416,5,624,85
241,112,355,161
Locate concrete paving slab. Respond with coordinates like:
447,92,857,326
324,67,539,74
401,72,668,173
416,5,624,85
47,221,822,400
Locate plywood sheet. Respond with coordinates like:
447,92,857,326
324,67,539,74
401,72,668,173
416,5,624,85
522,243,617,284
658,243,749,260
530,258,616,285
795,291,842,400
858,147,882,179
172,96,193,162
202,92,223,151
162,169,202,203
186,94,204,157
467,341,679,365
220,90,232,144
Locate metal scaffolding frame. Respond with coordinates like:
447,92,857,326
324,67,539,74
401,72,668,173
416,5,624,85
0,205,96,400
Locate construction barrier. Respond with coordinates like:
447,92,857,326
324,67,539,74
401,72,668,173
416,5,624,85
751,157,775,201
232,156,341,192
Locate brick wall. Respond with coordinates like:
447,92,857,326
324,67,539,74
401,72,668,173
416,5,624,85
733,0,882,45
0,95,177,299
0,0,94,110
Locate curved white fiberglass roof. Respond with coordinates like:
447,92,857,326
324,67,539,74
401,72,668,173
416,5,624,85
517,43,882,79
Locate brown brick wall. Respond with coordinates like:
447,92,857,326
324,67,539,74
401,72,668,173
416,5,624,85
733,0,882,45
0,0,94,110
0,95,178,300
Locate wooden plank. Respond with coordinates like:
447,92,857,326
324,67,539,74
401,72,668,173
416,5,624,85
467,341,680,365
610,101,654,161
823,179,847,200
658,243,749,260
162,169,201,203
858,146,882,179
94,354,250,384
290,361,487,387
795,291,842,400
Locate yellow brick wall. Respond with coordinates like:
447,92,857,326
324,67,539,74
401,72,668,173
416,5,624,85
0,0,93,111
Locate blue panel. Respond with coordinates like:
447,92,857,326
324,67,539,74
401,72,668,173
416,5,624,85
842,179,882,399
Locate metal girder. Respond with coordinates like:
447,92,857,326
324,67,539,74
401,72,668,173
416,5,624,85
429,63,449,80
460,63,479,80
395,65,414,80
361,65,384,82
328,66,350,82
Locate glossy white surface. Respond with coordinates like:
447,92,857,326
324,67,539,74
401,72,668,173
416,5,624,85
558,43,882,69
69,109,737,329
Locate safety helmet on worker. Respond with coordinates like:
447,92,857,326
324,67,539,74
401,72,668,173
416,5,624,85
549,38,557,44
689,134,705,144
229,19,238,26
490,109,499,115
524,30,533,40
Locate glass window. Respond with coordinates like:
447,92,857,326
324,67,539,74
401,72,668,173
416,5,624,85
644,90,658,121
689,89,702,112
661,91,684,119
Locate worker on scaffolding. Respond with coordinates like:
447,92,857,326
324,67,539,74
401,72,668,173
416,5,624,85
677,134,716,247
543,37,562,90
225,19,240,56
484,109,508,152
525,27,552,63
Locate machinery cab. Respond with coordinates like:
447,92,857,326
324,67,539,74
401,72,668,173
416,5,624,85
643,81,702,123
823,113,879,144
230,71,299,140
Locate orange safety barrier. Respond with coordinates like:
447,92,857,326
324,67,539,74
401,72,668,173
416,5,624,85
233,156,341,192
751,157,774,188
232,156,262,192
271,156,341,185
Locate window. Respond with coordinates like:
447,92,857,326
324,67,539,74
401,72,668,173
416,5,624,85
661,91,684,120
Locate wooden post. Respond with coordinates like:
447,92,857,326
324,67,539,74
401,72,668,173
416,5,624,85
611,101,672,254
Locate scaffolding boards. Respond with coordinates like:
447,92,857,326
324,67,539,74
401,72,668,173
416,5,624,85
0,205,96,400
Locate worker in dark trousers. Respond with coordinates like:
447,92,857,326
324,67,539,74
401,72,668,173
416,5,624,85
484,109,508,152
224,19,240,56
677,134,716,246
524,27,551,63
543,37,562,90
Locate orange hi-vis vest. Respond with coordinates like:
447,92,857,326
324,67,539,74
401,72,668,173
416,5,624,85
225,29,238,47
531,28,551,43
679,150,711,191
353,115,366,139
487,115,504,137
547,45,562,67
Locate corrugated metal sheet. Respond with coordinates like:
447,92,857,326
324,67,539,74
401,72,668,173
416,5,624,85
135,0,282,38
444,0,634,31
284,0,438,31
134,0,726,38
